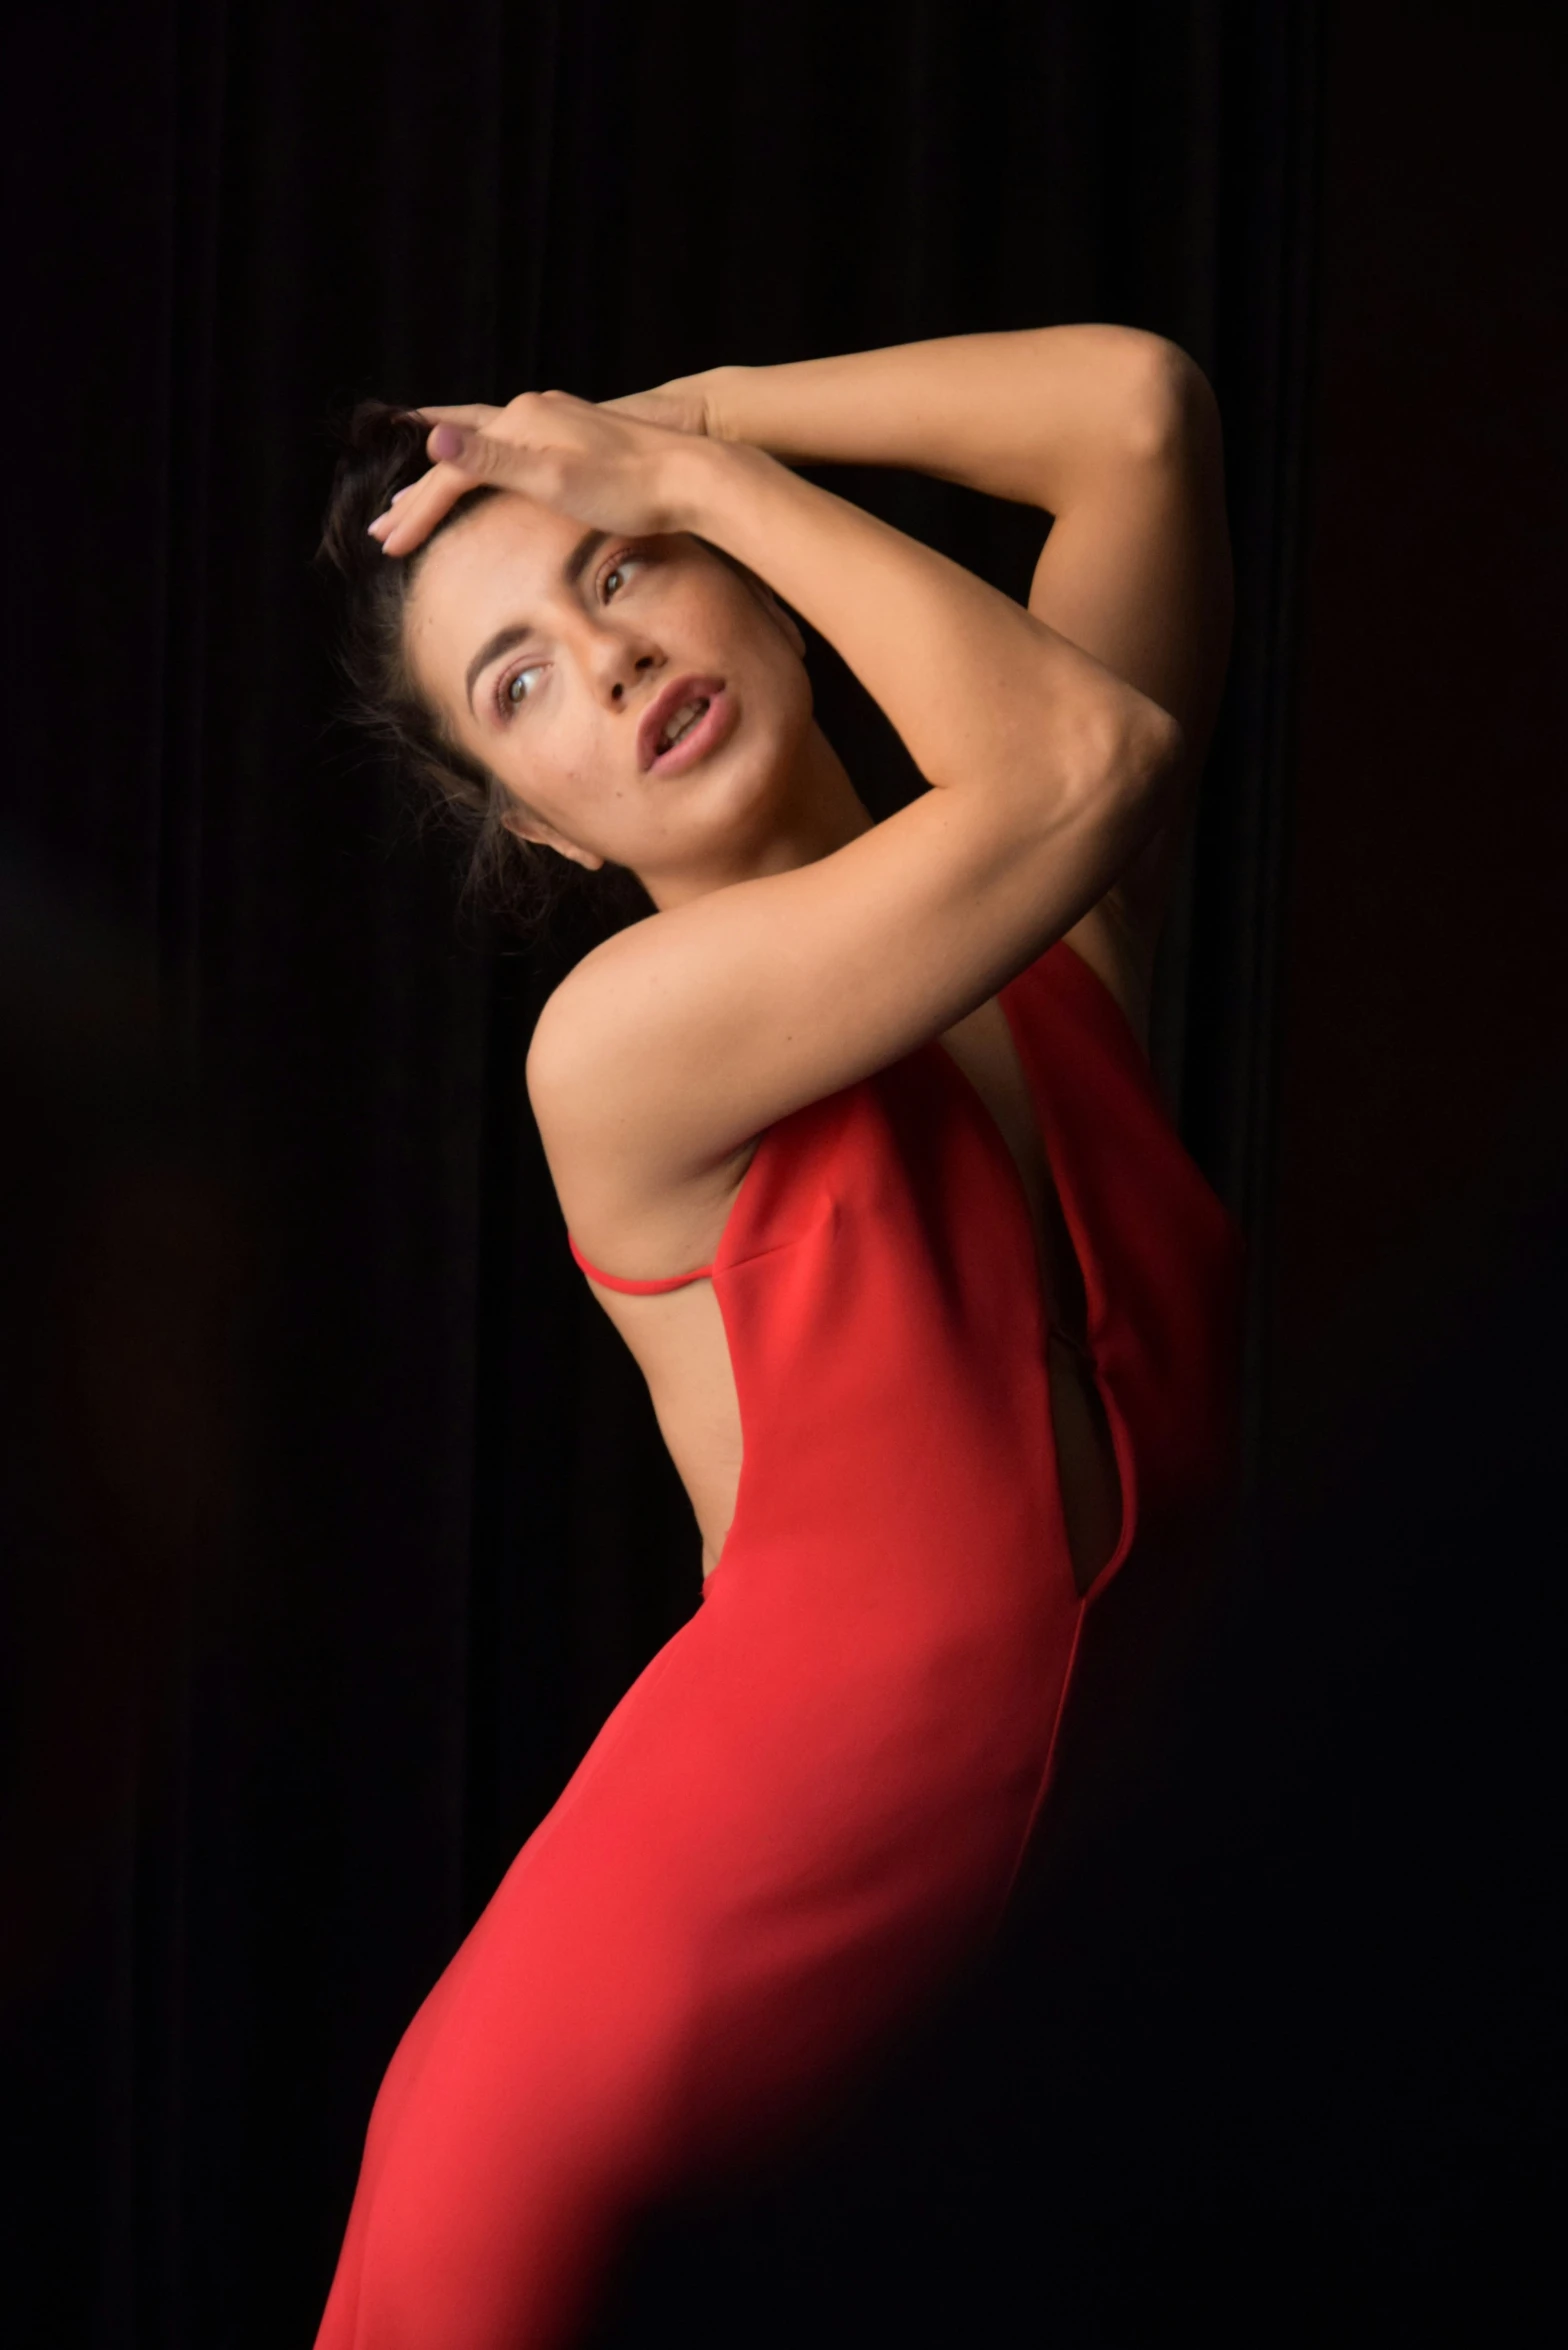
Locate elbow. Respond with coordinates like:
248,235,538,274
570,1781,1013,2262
1119,692,1186,813
1132,696,1186,803
1072,687,1185,818
1116,336,1222,467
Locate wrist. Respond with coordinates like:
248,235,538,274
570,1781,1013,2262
661,431,771,539
701,362,752,446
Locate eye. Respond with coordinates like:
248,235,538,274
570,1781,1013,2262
601,548,646,600
498,661,546,716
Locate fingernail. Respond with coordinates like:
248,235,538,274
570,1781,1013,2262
366,514,391,539
429,423,469,462
390,484,412,504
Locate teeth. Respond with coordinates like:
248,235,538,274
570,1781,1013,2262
657,698,708,754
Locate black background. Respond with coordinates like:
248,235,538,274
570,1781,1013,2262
1,1,1563,2342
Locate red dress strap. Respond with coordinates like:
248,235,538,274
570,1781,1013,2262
567,1233,714,1294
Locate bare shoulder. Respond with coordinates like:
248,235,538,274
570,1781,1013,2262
526,921,757,1272
525,909,666,1126
524,914,650,1156
525,756,1171,1231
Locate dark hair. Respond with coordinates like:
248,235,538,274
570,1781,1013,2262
317,401,651,935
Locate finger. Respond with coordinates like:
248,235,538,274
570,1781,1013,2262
373,421,504,550
413,402,503,428
374,409,570,556
370,457,480,557
365,404,503,542
424,420,549,490
364,404,502,535
366,468,434,541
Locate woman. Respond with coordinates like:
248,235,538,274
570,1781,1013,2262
313,326,1245,2349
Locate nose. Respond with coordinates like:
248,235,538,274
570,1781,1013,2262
604,642,660,706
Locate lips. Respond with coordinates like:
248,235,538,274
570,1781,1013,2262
637,673,726,771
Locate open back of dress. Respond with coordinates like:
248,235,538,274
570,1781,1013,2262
313,936,1248,2350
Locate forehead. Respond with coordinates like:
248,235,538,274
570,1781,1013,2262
404,492,584,684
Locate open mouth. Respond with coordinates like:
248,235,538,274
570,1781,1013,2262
638,676,733,776
655,696,711,755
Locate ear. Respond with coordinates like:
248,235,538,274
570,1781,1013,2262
503,806,605,871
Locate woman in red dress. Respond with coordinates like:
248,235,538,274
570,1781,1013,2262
314,326,1244,2349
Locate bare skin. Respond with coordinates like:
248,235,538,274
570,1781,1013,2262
382,328,1232,1596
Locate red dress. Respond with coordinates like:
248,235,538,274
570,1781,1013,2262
313,937,1247,2350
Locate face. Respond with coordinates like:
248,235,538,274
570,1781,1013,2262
403,492,842,906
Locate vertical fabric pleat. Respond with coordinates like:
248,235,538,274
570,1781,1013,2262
0,5,1317,2342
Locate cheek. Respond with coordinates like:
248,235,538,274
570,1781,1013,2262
757,636,814,740
498,717,601,826
705,595,801,711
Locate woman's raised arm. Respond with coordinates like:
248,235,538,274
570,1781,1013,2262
671,327,1230,755
686,326,1192,516
623,328,1233,964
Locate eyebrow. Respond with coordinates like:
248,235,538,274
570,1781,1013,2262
463,526,612,714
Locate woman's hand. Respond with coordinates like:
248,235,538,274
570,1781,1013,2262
367,388,708,560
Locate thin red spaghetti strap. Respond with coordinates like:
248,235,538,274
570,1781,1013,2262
567,1232,714,1294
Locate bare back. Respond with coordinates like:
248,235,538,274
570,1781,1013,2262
570,905,1143,1596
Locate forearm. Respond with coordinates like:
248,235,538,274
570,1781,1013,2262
668,433,1179,811
705,326,1190,513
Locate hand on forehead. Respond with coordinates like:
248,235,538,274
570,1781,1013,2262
369,402,505,557
368,391,698,561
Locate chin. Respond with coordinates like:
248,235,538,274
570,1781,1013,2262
638,756,790,902
706,722,810,844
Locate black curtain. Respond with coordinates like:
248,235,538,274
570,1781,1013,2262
20,1,1558,2343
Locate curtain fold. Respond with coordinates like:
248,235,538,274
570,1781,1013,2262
0,6,1317,2341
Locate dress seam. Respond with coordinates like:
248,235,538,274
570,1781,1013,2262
994,1603,1087,1922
